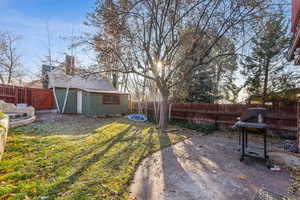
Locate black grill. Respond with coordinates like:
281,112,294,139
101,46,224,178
240,108,266,123
234,108,268,163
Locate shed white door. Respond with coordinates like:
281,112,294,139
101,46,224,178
77,90,82,114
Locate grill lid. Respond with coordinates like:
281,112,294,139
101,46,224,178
240,108,266,123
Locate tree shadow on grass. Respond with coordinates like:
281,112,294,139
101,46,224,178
68,123,137,160
47,124,134,199
104,126,155,171
75,127,156,199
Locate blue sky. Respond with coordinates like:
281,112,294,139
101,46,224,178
0,0,294,81
0,0,95,77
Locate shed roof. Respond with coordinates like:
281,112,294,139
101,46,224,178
83,89,129,95
47,69,117,92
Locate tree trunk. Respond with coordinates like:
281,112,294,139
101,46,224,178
262,59,269,106
298,119,300,153
159,92,169,130
298,99,300,153
112,73,118,89
7,70,12,84
0,74,5,84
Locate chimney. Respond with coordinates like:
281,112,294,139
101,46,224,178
65,55,75,75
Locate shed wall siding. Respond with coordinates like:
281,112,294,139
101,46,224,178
86,93,128,116
82,91,90,115
54,89,128,116
54,88,77,113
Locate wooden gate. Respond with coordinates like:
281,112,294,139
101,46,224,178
31,88,54,110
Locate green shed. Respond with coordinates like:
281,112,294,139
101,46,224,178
47,69,129,116
53,88,129,116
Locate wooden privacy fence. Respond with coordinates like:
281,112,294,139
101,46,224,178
132,102,297,138
0,84,54,110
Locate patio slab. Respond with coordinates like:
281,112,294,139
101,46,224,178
129,134,296,200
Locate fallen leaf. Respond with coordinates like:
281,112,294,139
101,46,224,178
30,187,37,193
238,175,246,179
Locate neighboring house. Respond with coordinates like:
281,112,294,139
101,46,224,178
249,88,300,105
288,0,300,151
288,0,300,64
47,64,129,116
23,80,43,88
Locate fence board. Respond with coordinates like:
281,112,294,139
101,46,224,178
0,84,54,110
31,88,54,110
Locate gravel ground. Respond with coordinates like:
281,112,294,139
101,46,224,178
130,133,297,200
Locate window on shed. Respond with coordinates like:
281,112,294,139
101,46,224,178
103,94,120,104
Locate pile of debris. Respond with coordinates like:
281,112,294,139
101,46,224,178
289,166,300,196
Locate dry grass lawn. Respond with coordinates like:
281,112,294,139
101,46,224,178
0,115,187,200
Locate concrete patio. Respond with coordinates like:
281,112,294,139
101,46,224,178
130,133,296,200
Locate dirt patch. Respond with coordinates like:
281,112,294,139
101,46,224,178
11,113,131,136
130,133,298,200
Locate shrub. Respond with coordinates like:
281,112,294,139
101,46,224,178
169,119,216,134
146,116,216,134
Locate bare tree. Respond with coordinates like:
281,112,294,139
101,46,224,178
0,32,22,84
41,22,60,66
0,32,6,83
87,0,128,90
42,22,55,66
87,0,274,130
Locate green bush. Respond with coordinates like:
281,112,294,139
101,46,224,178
147,116,158,124
169,119,217,134
146,116,216,134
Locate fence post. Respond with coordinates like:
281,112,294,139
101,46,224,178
215,104,219,127
15,87,18,104
24,88,28,105
297,96,300,152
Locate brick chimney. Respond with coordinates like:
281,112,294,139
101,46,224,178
65,55,75,75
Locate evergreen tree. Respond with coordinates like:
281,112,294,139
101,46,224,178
241,10,298,104
174,28,238,104
223,69,244,104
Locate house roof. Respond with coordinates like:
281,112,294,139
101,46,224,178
249,88,300,102
24,80,43,88
47,69,117,92
288,0,300,64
